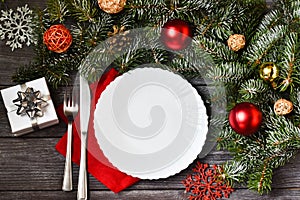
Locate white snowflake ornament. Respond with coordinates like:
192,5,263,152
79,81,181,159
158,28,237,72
0,4,36,51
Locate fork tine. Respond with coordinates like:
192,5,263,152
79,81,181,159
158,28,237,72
70,93,74,107
72,83,79,107
68,91,72,107
72,90,78,107
63,91,67,107
69,87,72,105
64,87,71,107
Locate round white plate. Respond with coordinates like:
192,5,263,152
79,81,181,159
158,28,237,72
94,68,208,179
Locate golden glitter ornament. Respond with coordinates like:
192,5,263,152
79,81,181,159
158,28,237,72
274,99,293,116
259,62,279,82
227,34,246,51
98,0,126,14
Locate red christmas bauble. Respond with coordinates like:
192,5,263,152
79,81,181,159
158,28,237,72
229,102,262,136
160,19,192,51
43,24,72,53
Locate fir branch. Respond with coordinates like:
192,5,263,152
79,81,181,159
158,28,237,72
210,114,227,131
78,42,116,81
86,15,113,46
208,3,241,40
275,0,300,22
292,0,300,19
277,32,298,92
248,164,273,194
217,126,237,150
112,12,136,30
12,62,70,88
245,25,286,65
129,0,212,27
231,1,266,39
67,0,97,22
266,113,300,150
256,10,282,37
79,34,147,81
129,0,168,25
194,36,238,62
208,86,228,109
167,0,211,23
222,160,248,186
239,79,269,101
46,0,69,23
145,42,170,65
113,47,146,73
207,62,253,83
169,57,201,78
290,88,300,126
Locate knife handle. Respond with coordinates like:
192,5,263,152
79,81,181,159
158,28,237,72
77,133,87,200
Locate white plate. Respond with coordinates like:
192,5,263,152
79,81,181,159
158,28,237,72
94,68,208,179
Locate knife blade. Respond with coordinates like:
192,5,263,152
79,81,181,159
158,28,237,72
77,75,90,200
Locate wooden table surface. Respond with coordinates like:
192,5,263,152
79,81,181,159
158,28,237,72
1,0,300,199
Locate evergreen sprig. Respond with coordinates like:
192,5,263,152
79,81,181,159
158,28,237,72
47,0,69,22
214,0,300,194
67,0,98,22
208,62,253,83
239,79,269,101
278,32,299,91
245,25,286,65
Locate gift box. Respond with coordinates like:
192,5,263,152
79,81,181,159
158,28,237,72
1,77,59,136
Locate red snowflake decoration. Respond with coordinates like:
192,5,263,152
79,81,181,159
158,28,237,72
182,162,234,200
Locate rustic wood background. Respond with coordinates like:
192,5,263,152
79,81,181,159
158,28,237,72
1,0,300,199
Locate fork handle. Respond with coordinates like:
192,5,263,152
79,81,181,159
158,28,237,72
77,132,87,200
62,122,73,191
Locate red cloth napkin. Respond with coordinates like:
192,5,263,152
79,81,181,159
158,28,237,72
55,68,139,193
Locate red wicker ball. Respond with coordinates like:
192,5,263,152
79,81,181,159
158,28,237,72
43,24,72,53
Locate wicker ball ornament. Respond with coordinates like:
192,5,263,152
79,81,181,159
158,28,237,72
274,99,293,116
227,34,246,51
43,24,72,53
98,0,126,14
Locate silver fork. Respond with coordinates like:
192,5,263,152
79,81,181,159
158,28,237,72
62,89,78,191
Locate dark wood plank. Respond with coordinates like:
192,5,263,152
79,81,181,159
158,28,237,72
0,46,35,86
230,189,300,200
0,190,186,200
1,0,46,9
1,189,300,200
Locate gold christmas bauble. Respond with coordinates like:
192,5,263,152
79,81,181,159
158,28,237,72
259,62,279,82
227,34,246,51
98,0,126,14
274,99,293,116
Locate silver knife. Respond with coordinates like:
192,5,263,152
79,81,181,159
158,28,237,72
78,75,91,200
